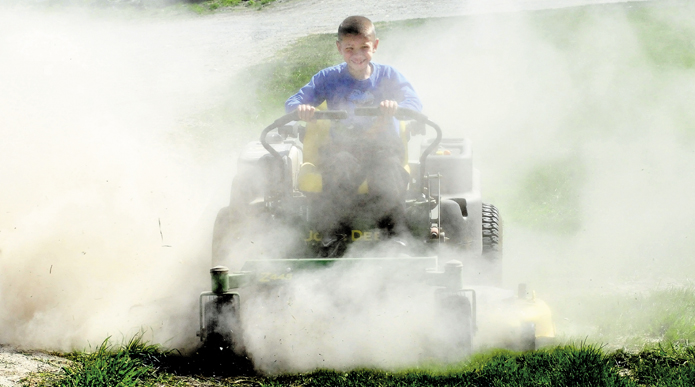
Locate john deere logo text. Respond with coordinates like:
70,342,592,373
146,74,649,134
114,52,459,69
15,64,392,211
304,230,382,242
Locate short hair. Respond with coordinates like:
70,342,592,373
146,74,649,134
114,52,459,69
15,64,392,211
338,16,376,41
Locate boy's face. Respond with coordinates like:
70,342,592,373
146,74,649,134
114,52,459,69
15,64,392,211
336,34,379,79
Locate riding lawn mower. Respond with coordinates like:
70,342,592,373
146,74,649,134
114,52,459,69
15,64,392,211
196,107,554,363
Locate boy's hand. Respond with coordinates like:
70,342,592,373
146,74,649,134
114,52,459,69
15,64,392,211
365,100,399,136
379,100,398,116
296,104,316,121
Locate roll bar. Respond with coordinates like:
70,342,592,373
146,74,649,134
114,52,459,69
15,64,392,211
260,107,443,193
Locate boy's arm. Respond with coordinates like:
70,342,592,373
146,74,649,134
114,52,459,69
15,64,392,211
378,82,421,118
385,66,423,112
397,82,422,112
373,68,421,131
285,73,325,114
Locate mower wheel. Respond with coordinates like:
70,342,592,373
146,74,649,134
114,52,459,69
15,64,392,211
437,293,473,360
518,322,536,352
202,294,243,354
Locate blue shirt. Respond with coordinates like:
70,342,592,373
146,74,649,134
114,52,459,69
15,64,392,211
285,62,422,142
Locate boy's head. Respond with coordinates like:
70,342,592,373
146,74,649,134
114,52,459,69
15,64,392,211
337,16,376,42
336,16,379,79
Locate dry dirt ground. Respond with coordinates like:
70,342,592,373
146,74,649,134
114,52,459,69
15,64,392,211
0,346,67,387
0,0,644,385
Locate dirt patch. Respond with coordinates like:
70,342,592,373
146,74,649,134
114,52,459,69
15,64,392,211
0,346,68,387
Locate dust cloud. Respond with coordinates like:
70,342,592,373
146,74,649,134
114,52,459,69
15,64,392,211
379,1,695,339
0,6,242,350
238,260,440,373
1,0,694,372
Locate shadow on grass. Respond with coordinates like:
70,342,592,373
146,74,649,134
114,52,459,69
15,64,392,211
159,344,256,378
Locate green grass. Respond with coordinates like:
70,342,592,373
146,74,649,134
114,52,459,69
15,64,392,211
30,286,695,385
49,333,170,387
33,337,695,387
506,156,584,233
610,344,695,387
266,345,631,387
589,286,695,348
625,6,695,69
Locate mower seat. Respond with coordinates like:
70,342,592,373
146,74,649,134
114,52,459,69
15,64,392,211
297,117,410,194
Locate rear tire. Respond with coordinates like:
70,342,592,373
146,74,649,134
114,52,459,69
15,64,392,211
482,203,503,286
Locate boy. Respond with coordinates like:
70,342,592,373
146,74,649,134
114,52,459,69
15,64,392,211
285,15,423,256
